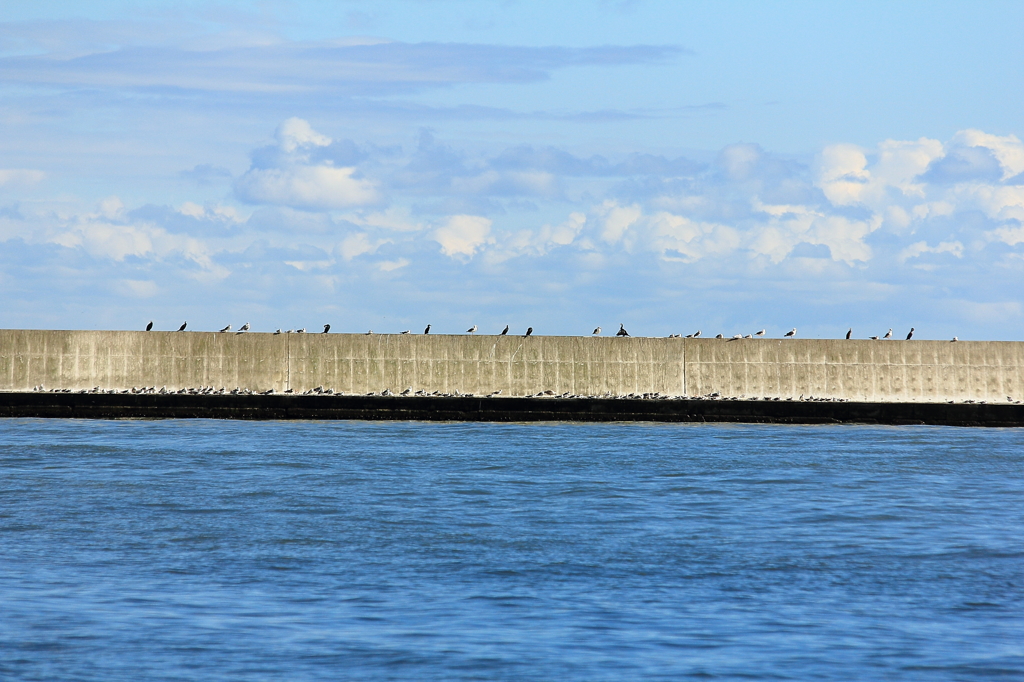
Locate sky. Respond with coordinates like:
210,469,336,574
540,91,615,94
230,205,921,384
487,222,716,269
2,0,1023,339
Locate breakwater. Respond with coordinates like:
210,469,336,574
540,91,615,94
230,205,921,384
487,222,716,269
2,329,1023,404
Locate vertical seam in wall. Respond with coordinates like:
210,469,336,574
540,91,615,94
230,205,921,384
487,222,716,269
286,334,291,392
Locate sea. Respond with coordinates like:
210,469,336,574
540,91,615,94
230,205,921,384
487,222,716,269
1,418,1022,681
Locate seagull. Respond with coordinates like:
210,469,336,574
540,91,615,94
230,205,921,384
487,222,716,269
525,327,533,337
906,327,915,340
616,324,629,337
274,329,282,334
323,324,330,333
219,324,232,333
239,322,250,332
177,322,187,332
744,334,753,339
846,328,852,339
401,330,411,334
883,328,892,339
366,330,373,335
784,328,796,337
466,325,477,334
285,329,294,333
732,334,743,339
296,328,306,333
715,333,724,339
501,325,509,335
755,329,765,337
145,321,153,331
593,326,602,335
424,324,431,334
869,335,879,340
693,330,702,338
952,336,959,342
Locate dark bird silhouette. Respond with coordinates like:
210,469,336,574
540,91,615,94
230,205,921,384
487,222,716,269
906,327,915,340
525,327,533,337
323,324,330,333
145,321,153,331
501,325,509,335
846,328,852,339
177,322,187,332
616,324,629,337
424,324,431,334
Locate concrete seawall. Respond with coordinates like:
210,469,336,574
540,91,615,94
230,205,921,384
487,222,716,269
2,329,1023,403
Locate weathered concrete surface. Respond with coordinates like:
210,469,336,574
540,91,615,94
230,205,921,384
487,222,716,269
1,330,1022,403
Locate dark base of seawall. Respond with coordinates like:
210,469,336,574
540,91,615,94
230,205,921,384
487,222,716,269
2,392,1023,427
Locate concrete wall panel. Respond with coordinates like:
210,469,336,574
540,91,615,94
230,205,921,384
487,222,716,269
1,330,1022,403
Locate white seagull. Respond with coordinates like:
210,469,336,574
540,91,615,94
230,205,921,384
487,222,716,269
401,330,411,334
755,329,765,337
784,328,796,337
883,328,892,339
593,326,602,335
466,325,478,334
693,330,702,338
239,322,250,332
296,328,306,333
219,324,232,333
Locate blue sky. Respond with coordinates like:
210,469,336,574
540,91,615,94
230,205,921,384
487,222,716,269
2,0,1023,339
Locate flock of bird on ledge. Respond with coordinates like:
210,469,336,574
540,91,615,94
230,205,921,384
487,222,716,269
143,321,952,341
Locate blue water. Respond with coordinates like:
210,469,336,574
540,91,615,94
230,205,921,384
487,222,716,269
1,419,1022,681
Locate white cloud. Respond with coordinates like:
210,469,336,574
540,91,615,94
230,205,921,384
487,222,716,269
434,214,493,257
953,129,1024,180
276,117,331,153
235,165,378,210
338,232,389,260
597,201,643,244
0,169,45,187
899,240,964,262
235,118,379,210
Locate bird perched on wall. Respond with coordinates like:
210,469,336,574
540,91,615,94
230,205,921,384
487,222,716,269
424,324,431,334
525,327,533,337
401,330,410,334
846,328,852,339
869,335,879,340
593,326,601,335
755,329,765,337
177,322,187,332
146,321,153,331
883,328,892,339
501,325,509,335
715,333,724,339
906,327,915,340
744,334,753,339
466,325,477,334
239,322,250,332
274,329,282,334
296,328,305,333
323,324,330,333
952,336,958,342
616,324,629,337
784,328,796,337
219,324,232,333
366,330,374,335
